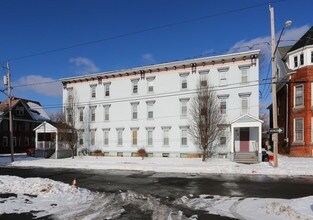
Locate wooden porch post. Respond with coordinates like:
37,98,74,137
35,131,38,149
55,131,58,159
231,125,234,154
259,124,262,154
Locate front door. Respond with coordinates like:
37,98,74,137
240,128,249,152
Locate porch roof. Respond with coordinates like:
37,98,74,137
34,121,72,133
231,114,263,128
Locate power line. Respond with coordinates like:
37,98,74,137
3,0,284,63
10,42,271,89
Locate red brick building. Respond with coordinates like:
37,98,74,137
0,97,50,153
273,27,313,156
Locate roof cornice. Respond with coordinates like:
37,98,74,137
61,50,260,86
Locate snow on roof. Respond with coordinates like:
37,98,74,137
25,100,50,121
0,97,50,121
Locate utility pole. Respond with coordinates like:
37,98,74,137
270,4,278,167
1,62,14,162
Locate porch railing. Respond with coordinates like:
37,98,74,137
36,141,70,150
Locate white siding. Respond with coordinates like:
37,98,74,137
62,51,260,157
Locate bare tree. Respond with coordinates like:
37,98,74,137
189,81,225,161
48,111,65,122
63,89,79,159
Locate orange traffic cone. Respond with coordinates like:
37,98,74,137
72,178,77,188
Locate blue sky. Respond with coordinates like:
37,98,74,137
0,0,312,114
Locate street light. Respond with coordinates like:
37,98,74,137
270,4,292,167
274,20,293,56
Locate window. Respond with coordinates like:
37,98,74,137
131,79,139,94
199,71,209,87
220,137,226,145
90,130,96,146
311,117,313,142
116,128,124,146
90,106,96,121
147,77,155,93
180,73,189,90
146,127,154,147
181,128,188,146
146,101,155,119
241,68,248,83
67,88,73,101
78,130,84,145
103,129,110,146
295,85,304,107
90,85,97,98
66,108,73,123
131,128,138,146
300,54,304,66
25,137,29,146
103,105,110,121
180,98,189,118
79,107,84,122
3,136,8,147
294,118,304,142
104,83,111,97
220,99,227,114
241,97,249,114
25,122,29,131
311,51,313,63
131,102,139,120
294,56,298,68
220,71,227,86
162,127,171,146
15,106,24,116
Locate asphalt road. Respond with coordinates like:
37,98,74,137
1,167,313,219
1,167,313,199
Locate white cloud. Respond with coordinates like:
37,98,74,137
70,57,100,75
141,53,156,64
229,25,310,70
14,75,62,98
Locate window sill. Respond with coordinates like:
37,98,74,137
292,141,305,145
293,106,304,109
147,118,154,120
180,145,188,148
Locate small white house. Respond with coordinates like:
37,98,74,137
34,121,72,159
61,50,262,162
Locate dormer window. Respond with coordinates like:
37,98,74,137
294,56,298,68
15,106,24,116
300,54,304,66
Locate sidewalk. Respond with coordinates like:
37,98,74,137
0,154,312,176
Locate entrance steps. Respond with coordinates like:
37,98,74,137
234,152,259,164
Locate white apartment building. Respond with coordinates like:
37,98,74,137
61,50,262,161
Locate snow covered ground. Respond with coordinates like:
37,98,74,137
0,175,312,220
0,154,313,176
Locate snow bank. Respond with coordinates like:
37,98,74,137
1,154,313,176
1,175,312,219
175,194,313,220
